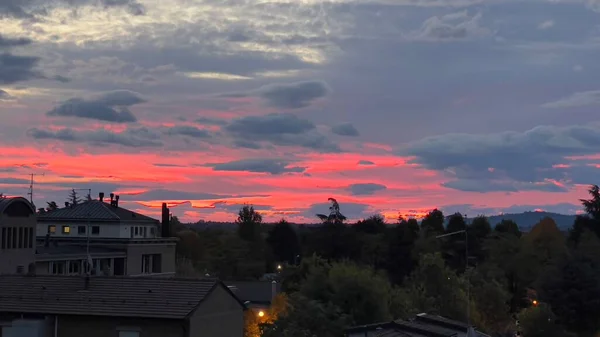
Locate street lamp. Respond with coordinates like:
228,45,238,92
436,229,471,330
258,310,265,317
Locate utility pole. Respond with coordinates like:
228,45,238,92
27,173,44,206
436,228,470,329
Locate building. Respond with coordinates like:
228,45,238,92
35,193,177,277
226,281,281,311
0,197,37,275
0,274,245,337
345,313,489,337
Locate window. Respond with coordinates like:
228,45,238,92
18,227,23,248
141,254,151,274
134,226,139,236
143,227,147,238
150,227,156,237
151,254,162,273
48,225,56,234
51,261,66,275
11,227,16,249
27,227,33,248
91,226,100,235
130,226,134,238
62,226,70,234
1,227,6,249
78,226,86,235
68,261,80,275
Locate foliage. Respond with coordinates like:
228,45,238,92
495,219,521,237
354,214,386,234
518,303,574,337
316,198,346,224
46,201,58,211
237,205,263,242
266,220,301,265
67,189,82,205
420,209,444,237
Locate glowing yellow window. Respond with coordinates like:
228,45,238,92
62,226,70,234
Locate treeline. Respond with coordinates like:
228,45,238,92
175,185,600,337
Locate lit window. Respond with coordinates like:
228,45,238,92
48,225,56,234
62,226,70,234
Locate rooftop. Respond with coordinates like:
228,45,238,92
38,200,158,223
346,313,490,337
0,275,228,319
225,281,281,305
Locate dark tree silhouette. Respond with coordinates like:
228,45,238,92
316,198,347,225
495,219,521,237
266,219,301,265
355,215,386,234
46,201,58,212
236,205,262,241
420,209,445,237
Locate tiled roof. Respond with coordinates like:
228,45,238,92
0,275,223,319
38,200,158,223
225,281,281,304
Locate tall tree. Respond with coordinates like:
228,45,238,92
236,205,262,242
316,198,347,225
494,219,521,237
266,219,301,265
468,215,492,264
386,219,420,283
354,214,386,234
581,184,600,221
420,209,445,237
444,213,468,272
67,189,82,205
518,303,574,337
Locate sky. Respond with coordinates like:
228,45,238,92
1,0,600,223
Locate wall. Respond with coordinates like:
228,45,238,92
37,222,159,239
56,315,184,337
0,202,36,275
125,242,176,275
189,285,244,337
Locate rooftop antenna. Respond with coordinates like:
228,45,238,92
27,173,44,205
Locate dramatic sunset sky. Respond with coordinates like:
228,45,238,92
1,0,600,223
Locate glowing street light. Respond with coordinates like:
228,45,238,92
276,264,282,271
258,310,265,317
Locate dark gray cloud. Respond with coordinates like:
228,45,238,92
207,158,305,175
27,127,162,147
441,202,581,217
331,122,360,137
166,126,212,139
46,90,145,123
348,183,387,196
402,124,600,192
0,52,42,84
195,117,228,126
133,189,226,201
224,113,340,152
0,0,145,18
0,177,30,185
0,34,31,48
221,80,331,109
358,160,375,165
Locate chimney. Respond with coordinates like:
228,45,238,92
271,280,277,303
109,193,114,205
161,203,170,237
65,202,70,208
115,195,120,207
99,192,104,202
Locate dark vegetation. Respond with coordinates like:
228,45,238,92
172,185,600,337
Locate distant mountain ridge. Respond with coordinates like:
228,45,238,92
186,211,579,232
472,211,577,232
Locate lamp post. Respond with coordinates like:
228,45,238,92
436,229,470,330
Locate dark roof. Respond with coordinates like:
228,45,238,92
0,197,35,214
38,200,158,223
0,275,229,319
346,313,490,337
225,281,281,304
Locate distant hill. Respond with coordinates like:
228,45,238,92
183,211,579,233
474,211,577,232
